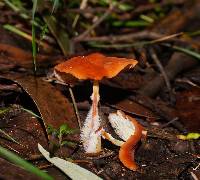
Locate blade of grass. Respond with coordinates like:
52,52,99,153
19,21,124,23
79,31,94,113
3,24,51,50
32,0,38,74
21,107,43,120
163,43,200,60
3,0,29,19
38,0,59,50
4,0,42,28
0,129,21,145
0,145,53,180
140,14,154,23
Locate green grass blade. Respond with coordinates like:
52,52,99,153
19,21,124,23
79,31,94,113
164,43,200,60
0,145,53,180
21,107,43,120
4,24,31,40
32,0,38,74
38,0,59,50
172,45,200,60
0,129,21,145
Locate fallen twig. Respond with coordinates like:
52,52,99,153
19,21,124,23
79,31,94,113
149,47,173,102
74,31,177,42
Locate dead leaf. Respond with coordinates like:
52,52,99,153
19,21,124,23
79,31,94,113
176,87,200,131
38,144,102,180
0,43,63,71
112,99,157,120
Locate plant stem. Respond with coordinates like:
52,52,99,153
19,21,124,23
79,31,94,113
68,87,81,129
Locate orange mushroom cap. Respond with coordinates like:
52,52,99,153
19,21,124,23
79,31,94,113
54,53,138,81
119,115,143,171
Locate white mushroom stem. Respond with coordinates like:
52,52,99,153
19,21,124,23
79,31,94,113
91,80,100,121
80,80,102,154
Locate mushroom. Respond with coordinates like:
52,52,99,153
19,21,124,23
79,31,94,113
105,110,144,171
54,53,138,154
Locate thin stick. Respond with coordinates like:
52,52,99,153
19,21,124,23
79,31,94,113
68,87,81,129
160,117,179,128
75,30,182,43
149,48,173,102
82,32,183,49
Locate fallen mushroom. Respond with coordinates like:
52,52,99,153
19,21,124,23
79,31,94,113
103,110,144,171
54,53,138,154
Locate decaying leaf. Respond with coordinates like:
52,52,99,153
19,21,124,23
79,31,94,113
0,74,79,156
1,74,78,133
38,143,102,180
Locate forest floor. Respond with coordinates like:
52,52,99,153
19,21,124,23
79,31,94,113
0,0,199,179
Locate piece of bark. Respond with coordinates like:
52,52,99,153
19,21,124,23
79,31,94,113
139,53,199,97
0,43,63,71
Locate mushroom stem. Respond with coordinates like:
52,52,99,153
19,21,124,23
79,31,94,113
91,80,100,121
80,80,101,154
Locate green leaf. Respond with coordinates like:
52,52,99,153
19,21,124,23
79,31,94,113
38,143,102,180
47,125,57,135
59,124,78,136
0,145,53,180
